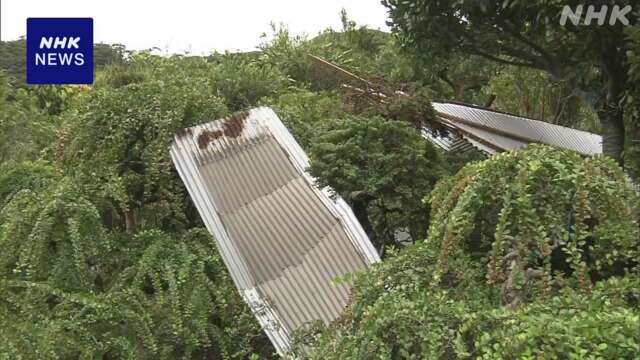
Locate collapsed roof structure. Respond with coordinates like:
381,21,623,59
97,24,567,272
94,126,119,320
428,101,602,156
309,54,603,156
170,108,380,355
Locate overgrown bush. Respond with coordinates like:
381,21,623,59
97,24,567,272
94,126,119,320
0,72,57,163
625,27,640,181
61,76,228,233
429,145,639,307
262,88,344,149
0,54,277,359
0,177,107,290
298,145,639,359
0,229,273,359
299,248,639,359
210,52,290,111
309,115,444,251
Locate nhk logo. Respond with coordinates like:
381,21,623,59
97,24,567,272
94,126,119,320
560,5,632,26
36,37,85,66
27,18,93,84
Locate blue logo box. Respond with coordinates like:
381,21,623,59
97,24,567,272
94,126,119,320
26,18,93,84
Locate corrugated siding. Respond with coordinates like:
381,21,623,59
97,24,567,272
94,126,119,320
421,128,477,153
433,102,603,155
170,107,380,355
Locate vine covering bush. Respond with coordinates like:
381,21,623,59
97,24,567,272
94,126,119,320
429,144,638,306
2,11,639,358
298,145,640,359
0,53,278,359
0,227,270,359
308,115,444,251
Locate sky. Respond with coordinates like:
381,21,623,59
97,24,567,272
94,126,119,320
1,0,390,54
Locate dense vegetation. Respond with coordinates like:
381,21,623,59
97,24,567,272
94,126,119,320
296,145,639,358
1,7,638,359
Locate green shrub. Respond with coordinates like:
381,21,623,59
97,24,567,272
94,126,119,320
262,89,343,149
210,53,290,111
300,243,639,360
309,115,444,249
62,77,228,233
0,229,274,359
428,145,639,306
300,145,639,359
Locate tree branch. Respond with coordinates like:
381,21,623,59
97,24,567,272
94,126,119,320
496,18,556,67
463,45,539,69
457,31,547,71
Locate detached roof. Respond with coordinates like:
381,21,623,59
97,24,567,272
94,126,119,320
170,107,379,355
309,53,603,156
431,102,603,156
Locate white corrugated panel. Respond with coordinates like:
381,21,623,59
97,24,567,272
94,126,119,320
433,102,603,155
170,107,380,355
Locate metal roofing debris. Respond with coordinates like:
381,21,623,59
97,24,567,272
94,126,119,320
432,102,603,156
170,107,380,355
421,128,478,154
308,54,604,156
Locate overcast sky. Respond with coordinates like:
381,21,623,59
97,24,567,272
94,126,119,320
1,0,390,54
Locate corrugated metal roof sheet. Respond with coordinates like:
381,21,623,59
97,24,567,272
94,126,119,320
421,127,478,153
432,102,602,155
170,107,380,355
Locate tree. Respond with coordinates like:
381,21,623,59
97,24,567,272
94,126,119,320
0,52,279,358
428,53,497,104
0,38,27,85
208,51,290,111
308,115,444,253
93,43,126,68
0,228,274,359
262,88,345,149
0,177,107,290
382,0,637,167
296,243,640,359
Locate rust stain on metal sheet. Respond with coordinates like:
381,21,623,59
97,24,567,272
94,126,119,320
197,111,249,149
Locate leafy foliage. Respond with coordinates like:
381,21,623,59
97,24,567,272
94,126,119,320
1,9,638,359
297,145,639,359
0,229,272,359
487,66,599,131
262,88,345,149
209,52,290,111
62,56,229,233
0,53,276,358
0,178,107,290
625,26,640,180
0,160,57,206
309,115,444,250
0,72,57,163
299,249,639,359
259,21,426,91
0,39,126,87
428,145,638,304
